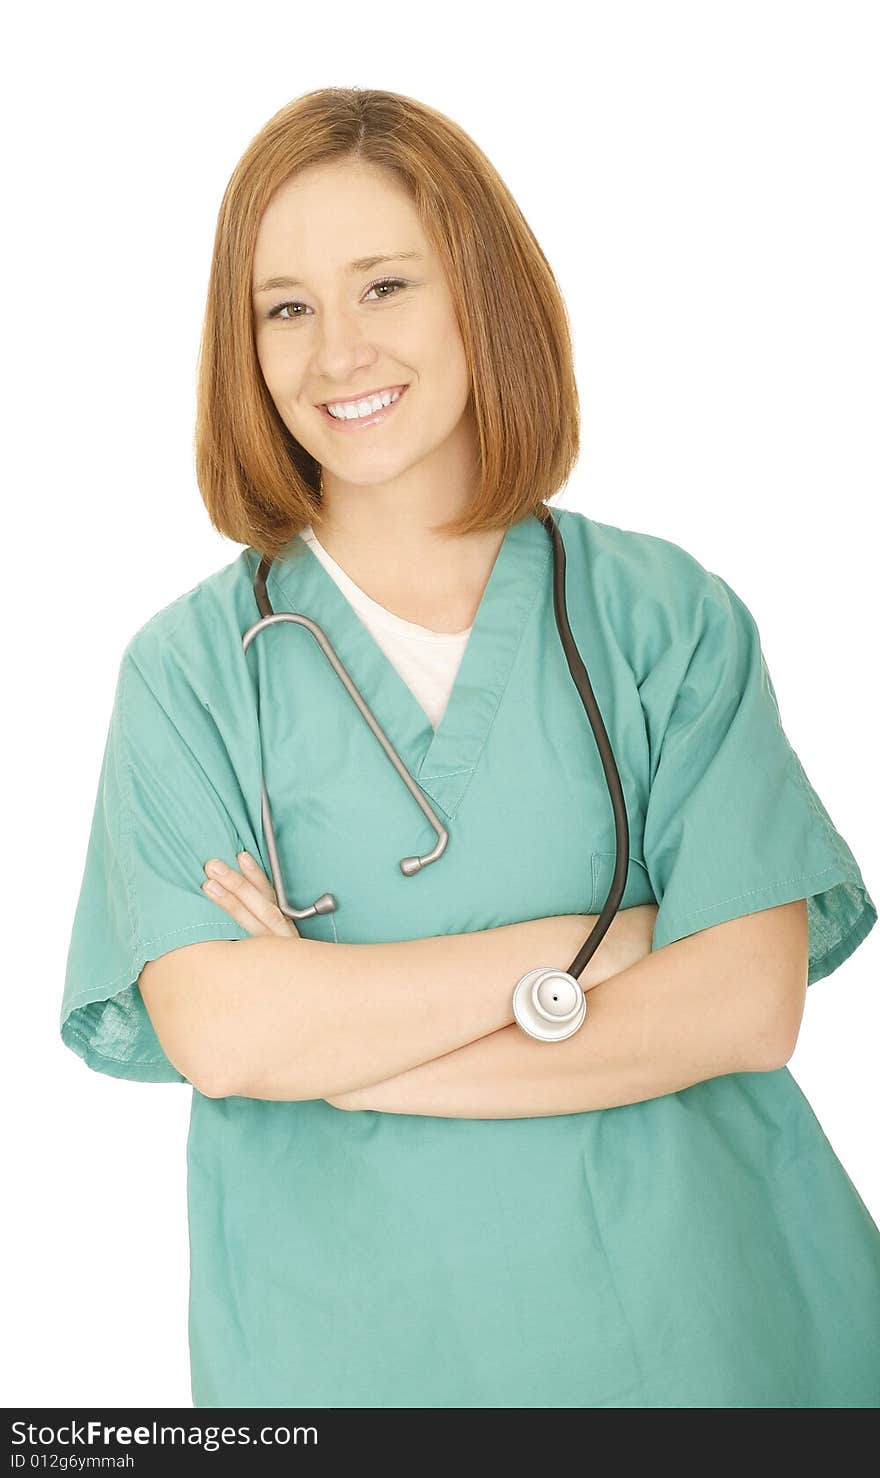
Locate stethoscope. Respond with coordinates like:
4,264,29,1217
241,505,629,1042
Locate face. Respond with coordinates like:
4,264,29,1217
252,158,475,498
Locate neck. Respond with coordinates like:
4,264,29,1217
309,425,509,629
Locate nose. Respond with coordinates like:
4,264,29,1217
311,299,378,363
313,339,377,385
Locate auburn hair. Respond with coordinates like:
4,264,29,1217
194,87,581,561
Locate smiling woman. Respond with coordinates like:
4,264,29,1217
60,85,880,1413
194,91,580,567
245,152,532,577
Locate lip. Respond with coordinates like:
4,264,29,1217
318,383,409,432
318,382,408,408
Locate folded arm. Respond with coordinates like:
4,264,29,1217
142,870,627,1100
142,846,806,1113
327,900,809,1118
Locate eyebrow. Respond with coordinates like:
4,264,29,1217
254,251,424,295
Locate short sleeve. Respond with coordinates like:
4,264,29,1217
641,571,877,985
60,643,253,1083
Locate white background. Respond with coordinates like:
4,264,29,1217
4,0,877,1409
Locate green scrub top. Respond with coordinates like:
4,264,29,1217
60,507,880,1408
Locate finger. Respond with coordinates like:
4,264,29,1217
201,877,271,937
202,859,298,938
236,851,278,901
236,852,301,939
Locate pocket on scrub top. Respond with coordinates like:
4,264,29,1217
589,850,657,914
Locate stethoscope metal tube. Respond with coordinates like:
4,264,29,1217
242,612,448,920
243,506,630,1041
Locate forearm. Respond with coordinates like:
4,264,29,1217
329,914,790,1119
217,912,606,1101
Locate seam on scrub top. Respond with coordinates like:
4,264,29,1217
116,657,144,964
120,649,262,948
119,655,208,968
591,851,651,913
785,731,851,839
657,863,858,965
758,638,856,855
123,646,245,843
660,862,844,926
420,764,476,783
428,543,553,811
64,922,249,1010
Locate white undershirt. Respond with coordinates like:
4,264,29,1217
299,526,472,731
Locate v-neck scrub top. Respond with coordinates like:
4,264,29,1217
60,507,880,1408
298,521,473,729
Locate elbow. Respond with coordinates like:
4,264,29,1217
157,1041,236,1099
190,1045,252,1100
753,1024,800,1073
163,1017,238,1099
187,1018,250,1098
139,941,245,1099
191,1066,236,1099
193,1055,314,1103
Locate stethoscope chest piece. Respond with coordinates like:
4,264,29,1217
512,967,587,1042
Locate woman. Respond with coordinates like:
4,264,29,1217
60,87,880,1408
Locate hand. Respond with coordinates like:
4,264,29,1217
201,851,300,938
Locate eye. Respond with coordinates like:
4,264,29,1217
266,301,306,321
266,277,408,321
364,276,408,302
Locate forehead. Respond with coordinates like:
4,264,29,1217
253,161,425,276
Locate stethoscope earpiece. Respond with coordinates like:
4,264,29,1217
512,967,587,1041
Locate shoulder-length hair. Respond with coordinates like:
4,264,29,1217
195,87,581,561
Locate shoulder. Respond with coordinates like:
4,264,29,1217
555,506,746,632
120,546,262,700
555,505,721,598
552,507,759,691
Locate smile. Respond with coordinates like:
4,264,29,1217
318,384,409,432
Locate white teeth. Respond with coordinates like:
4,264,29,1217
326,388,402,420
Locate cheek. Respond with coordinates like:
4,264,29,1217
433,340,472,412
255,341,282,401
256,334,304,402
412,307,470,391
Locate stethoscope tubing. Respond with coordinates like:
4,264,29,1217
242,505,629,986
